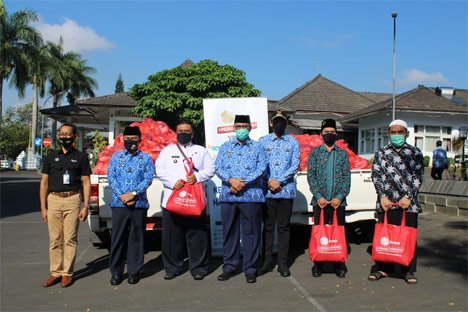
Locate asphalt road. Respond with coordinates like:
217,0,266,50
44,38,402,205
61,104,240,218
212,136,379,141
1,170,467,312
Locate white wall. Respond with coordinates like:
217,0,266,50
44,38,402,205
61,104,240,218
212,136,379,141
357,111,467,161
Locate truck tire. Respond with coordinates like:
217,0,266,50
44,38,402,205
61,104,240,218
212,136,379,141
89,229,110,248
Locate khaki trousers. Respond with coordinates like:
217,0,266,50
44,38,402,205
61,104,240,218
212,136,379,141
47,193,81,277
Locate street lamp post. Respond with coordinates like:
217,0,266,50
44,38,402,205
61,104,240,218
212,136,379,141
392,12,397,121
459,126,467,181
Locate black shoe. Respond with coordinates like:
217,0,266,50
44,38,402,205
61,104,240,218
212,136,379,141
245,274,257,283
217,271,234,281
127,274,140,284
110,275,123,286
257,264,272,276
312,266,322,278
277,265,291,277
192,273,205,281
335,270,346,278
164,272,179,280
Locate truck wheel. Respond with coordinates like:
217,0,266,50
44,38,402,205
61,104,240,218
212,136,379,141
89,229,110,248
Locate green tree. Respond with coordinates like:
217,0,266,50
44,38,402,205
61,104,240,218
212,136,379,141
115,73,124,93
130,59,261,129
0,4,42,123
46,39,97,144
0,103,31,159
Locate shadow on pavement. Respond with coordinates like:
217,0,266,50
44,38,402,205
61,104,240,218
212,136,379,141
73,254,110,281
1,179,40,218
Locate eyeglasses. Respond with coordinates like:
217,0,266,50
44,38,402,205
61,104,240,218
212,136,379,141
234,125,250,130
176,130,193,134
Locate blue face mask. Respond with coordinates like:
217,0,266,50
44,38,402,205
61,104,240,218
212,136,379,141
390,134,406,148
235,129,250,141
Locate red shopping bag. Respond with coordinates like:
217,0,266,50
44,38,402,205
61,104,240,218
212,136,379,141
165,158,206,216
309,209,348,262
371,211,418,266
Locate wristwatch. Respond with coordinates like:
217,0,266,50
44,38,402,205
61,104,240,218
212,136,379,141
132,191,137,196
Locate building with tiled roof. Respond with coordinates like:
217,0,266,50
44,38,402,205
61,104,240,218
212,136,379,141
340,86,467,158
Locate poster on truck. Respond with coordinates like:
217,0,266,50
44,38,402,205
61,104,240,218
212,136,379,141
203,97,269,256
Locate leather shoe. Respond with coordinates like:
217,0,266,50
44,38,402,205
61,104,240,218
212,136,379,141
277,265,291,277
245,274,257,283
127,274,140,284
257,264,272,276
335,270,346,278
312,266,322,277
192,273,205,281
42,275,61,287
164,272,179,280
61,275,73,288
217,271,235,281
110,275,123,286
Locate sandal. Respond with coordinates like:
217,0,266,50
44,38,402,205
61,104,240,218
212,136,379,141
404,274,418,284
368,271,387,281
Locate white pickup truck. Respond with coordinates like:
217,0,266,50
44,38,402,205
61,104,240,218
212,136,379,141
88,170,377,246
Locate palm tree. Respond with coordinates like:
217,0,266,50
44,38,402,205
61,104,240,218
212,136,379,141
0,4,42,124
46,39,97,143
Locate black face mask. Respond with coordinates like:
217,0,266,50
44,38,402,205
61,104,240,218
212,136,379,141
177,132,192,145
322,133,337,147
59,138,74,148
124,140,139,154
272,121,287,136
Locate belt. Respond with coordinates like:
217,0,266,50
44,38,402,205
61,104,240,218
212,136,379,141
50,191,80,198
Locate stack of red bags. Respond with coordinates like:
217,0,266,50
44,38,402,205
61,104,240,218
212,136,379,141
292,134,371,172
93,118,177,174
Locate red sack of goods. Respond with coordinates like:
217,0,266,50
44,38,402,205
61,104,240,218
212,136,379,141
165,159,206,217
309,209,348,263
371,212,418,266
92,119,177,174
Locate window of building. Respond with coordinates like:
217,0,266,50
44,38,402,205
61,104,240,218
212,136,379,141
360,129,375,154
413,125,452,152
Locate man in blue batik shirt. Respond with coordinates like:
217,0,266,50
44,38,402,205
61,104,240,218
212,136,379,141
431,140,447,180
258,111,300,277
107,126,155,286
215,115,268,284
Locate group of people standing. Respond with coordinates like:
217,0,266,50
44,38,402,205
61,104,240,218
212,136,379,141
39,114,423,288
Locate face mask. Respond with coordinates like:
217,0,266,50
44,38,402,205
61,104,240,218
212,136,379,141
272,121,287,136
235,129,250,142
124,140,139,153
177,132,192,145
322,133,337,147
390,134,406,148
59,138,74,148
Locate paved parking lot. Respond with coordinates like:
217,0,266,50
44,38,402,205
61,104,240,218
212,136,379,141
1,171,467,311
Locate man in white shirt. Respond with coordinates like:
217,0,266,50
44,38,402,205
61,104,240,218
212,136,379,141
155,119,215,280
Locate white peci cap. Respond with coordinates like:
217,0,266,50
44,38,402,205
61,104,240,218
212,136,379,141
389,119,408,129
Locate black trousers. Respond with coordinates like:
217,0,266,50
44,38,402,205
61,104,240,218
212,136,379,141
371,209,418,275
162,208,209,276
431,167,444,180
263,198,293,266
109,207,147,276
220,202,262,275
312,205,347,272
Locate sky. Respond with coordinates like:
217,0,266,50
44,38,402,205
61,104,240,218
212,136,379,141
3,0,467,112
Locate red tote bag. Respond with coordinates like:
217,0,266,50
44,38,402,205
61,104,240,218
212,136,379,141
371,211,418,266
165,158,206,217
309,209,348,262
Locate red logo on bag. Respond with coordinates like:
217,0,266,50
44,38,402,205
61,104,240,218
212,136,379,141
380,237,390,246
320,237,329,246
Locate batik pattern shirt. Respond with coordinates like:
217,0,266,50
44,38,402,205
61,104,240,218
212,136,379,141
307,144,351,206
215,138,268,203
259,133,300,199
108,149,155,209
372,143,424,213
